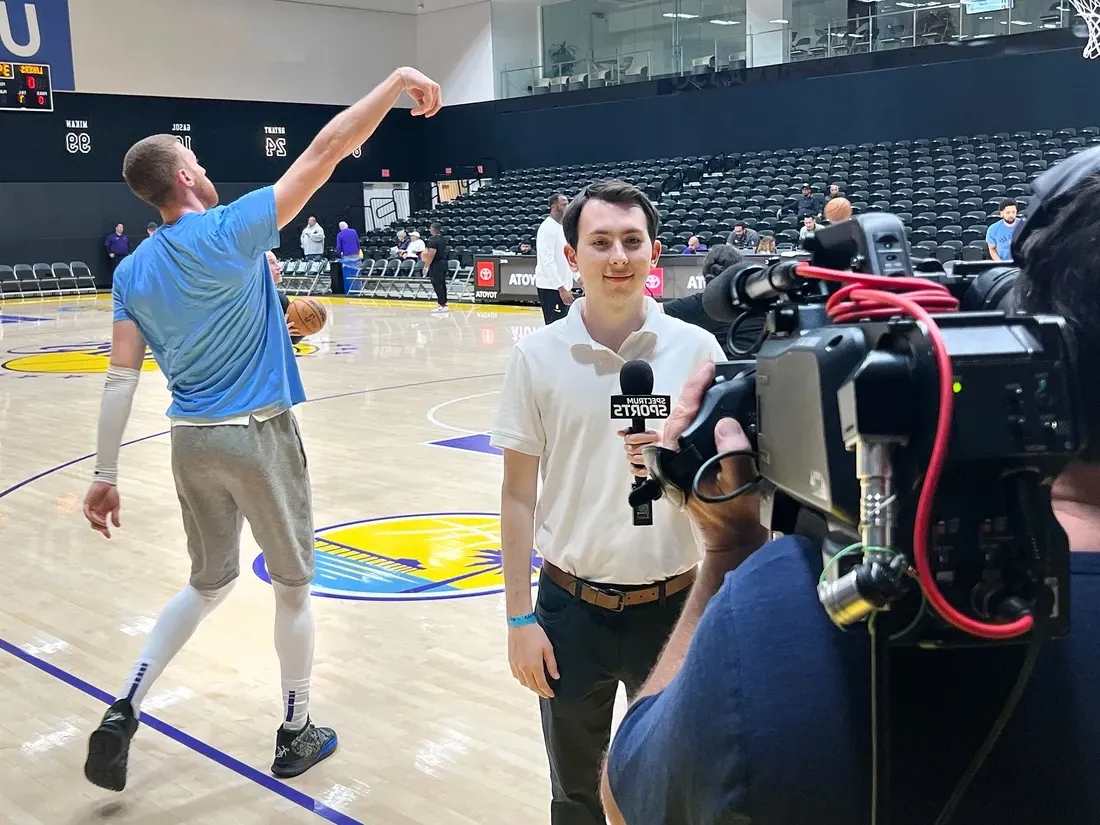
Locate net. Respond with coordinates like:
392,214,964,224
1069,0,1100,58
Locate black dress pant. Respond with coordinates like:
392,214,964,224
430,269,448,306
534,568,689,825
537,287,568,325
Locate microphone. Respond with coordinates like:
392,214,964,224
701,259,808,323
612,360,672,526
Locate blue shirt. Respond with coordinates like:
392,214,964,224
986,218,1020,260
112,186,305,421
607,535,1100,824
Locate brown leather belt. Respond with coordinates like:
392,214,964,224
542,561,696,612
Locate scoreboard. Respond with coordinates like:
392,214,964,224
0,62,52,112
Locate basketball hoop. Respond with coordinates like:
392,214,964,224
1069,0,1100,58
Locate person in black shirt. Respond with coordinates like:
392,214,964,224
794,184,825,220
601,148,1100,825
660,245,765,357
422,222,450,314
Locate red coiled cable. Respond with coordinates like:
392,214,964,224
793,262,1034,641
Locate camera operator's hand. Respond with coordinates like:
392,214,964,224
663,361,764,551
617,427,660,477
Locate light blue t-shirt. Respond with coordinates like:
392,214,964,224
985,218,1020,260
112,186,305,421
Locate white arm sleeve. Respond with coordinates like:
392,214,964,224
93,365,140,485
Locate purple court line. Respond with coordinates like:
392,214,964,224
0,370,504,821
0,635,362,825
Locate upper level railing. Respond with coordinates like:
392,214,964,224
503,2,1074,99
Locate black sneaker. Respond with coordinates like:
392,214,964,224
270,719,338,778
84,699,139,791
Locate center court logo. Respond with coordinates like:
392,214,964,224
251,512,542,601
2,340,324,374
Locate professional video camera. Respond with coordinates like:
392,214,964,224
635,212,1086,650
632,212,1088,823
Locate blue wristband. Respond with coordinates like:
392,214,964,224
507,612,537,627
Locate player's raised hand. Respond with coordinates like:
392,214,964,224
400,68,442,116
398,68,442,117
84,481,121,539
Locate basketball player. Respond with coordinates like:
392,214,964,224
490,180,725,824
80,66,442,791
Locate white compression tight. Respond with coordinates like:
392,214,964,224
120,581,236,716
118,580,315,730
273,582,315,731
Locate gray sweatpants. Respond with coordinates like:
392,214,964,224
170,410,315,591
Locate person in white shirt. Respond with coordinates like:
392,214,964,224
490,180,725,825
405,230,426,258
300,216,325,260
534,193,575,325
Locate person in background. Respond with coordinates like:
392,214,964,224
681,236,707,255
659,244,754,355
756,235,777,254
421,222,450,314
986,199,1020,261
335,220,361,285
518,241,533,255
726,222,760,251
534,193,574,325
799,215,818,242
794,184,825,220
300,216,325,261
146,222,158,239
827,183,843,201
405,230,426,258
105,224,130,276
392,229,410,258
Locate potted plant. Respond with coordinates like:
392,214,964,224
547,42,577,77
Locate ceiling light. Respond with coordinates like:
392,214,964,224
895,2,917,7
1009,18,1032,23
709,18,740,24
662,12,699,17
769,18,789,23
1042,20,1058,26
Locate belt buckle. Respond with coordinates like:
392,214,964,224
596,586,626,612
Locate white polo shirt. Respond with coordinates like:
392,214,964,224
489,296,726,585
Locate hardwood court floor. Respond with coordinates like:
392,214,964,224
0,294,610,825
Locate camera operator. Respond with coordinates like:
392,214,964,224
599,153,1100,824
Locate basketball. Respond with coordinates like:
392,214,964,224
824,197,852,223
286,297,328,335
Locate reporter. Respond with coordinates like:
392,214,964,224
601,154,1100,825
